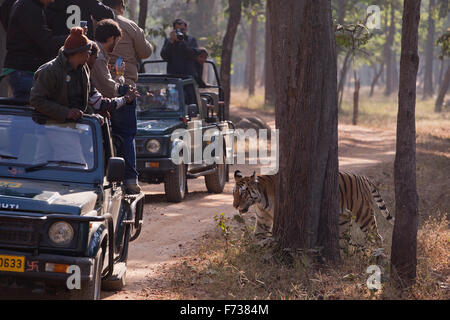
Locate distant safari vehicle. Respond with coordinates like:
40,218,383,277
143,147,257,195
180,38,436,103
135,60,235,202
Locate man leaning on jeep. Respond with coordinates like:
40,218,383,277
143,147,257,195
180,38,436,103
29,27,95,166
30,27,93,122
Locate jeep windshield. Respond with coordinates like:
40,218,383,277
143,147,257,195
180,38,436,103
0,114,95,171
136,83,181,116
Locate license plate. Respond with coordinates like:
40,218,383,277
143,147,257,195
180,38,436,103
0,255,25,273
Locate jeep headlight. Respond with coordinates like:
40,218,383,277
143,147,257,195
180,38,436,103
146,139,161,153
48,222,74,246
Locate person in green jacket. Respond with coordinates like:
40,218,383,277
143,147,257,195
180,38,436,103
30,27,93,122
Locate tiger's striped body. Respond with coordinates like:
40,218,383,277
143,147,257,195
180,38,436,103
233,171,394,246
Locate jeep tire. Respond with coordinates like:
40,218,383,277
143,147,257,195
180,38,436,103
164,163,187,203
71,248,103,300
205,153,227,194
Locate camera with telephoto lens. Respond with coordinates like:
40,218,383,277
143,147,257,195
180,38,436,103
175,28,184,41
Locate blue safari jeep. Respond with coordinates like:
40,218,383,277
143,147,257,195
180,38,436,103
0,99,145,299
135,60,235,202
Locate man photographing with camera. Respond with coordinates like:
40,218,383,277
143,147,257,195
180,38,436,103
161,18,199,78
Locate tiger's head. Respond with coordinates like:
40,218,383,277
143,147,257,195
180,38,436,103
233,170,260,214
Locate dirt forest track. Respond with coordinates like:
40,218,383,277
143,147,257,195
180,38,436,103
103,106,397,300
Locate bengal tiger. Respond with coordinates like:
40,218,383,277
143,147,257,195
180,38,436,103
232,170,394,247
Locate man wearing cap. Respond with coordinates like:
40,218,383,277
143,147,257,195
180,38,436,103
30,27,93,122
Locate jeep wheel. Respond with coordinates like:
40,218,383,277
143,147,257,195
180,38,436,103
164,163,187,203
71,248,103,300
205,154,227,194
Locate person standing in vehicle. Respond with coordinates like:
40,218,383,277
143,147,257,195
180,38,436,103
45,0,115,40
90,19,141,194
1,0,66,101
30,27,93,122
161,18,199,78
99,0,153,194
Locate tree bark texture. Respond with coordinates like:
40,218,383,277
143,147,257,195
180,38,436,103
391,0,421,288
268,0,340,263
220,0,242,119
423,0,435,98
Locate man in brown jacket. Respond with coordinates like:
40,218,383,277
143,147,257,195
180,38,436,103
103,0,153,87
90,18,141,194
30,27,92,122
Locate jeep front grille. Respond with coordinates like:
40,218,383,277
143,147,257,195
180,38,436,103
0,215,42,249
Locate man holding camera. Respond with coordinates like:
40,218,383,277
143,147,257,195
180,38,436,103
161,18,199,78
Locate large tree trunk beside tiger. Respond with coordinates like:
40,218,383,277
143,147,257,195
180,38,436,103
267,0,340,263
391,0,421,288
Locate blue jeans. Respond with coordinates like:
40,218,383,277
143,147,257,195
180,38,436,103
111,99,138,185
8,71,34,101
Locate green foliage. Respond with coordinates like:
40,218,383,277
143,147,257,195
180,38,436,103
436,28,450,59
214,213,232,251
335,22,372,51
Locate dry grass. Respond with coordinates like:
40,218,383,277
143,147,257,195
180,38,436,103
230,86,274,112
161,87,450,300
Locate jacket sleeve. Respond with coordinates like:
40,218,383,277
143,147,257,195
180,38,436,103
179,36,199,60
90,56,119,99
133,25,153,60
89,0,115,21
160,39,172,62
30,67,69,122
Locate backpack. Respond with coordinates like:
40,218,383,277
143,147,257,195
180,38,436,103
0,0,18,31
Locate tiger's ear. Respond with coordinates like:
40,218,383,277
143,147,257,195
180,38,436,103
252,171,258,183
234,170,243,181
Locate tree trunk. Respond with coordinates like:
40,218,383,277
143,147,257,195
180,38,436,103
353,71,360,125
138,0,148,30
336,0,348,25
423,0,435,99
391,0,421,288
370,63,385,97
264,3,275,105
127,0,137,21
384,0,396,96
269,0,340,263
249,14,258,96
220,0,242,119
435,65,450,112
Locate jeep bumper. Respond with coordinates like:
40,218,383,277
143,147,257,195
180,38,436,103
137,157,177,177
0,249,94,283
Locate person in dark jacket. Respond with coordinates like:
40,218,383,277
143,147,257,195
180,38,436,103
1,0,66,101
30,27,93,122
45,0,115,40
161,18,199,78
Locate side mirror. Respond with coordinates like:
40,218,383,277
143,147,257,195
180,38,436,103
187,104,199,118
107,157,125,183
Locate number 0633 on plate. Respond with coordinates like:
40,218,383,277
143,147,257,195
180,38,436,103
0,255,25,272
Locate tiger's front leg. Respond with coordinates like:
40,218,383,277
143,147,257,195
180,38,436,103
338,210,353,251
254,208,273,238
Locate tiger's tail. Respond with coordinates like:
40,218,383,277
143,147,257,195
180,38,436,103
368,180,394,225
